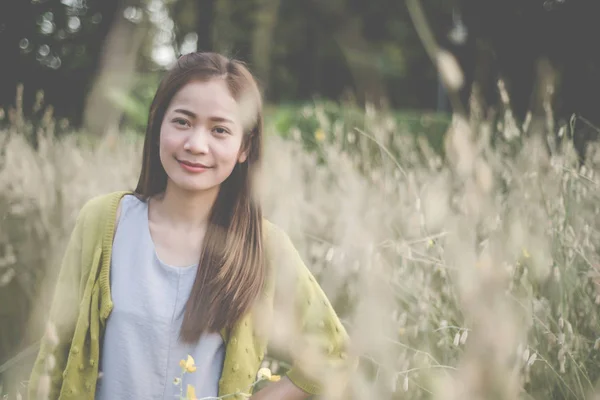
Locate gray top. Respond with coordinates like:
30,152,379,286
96,194,225,400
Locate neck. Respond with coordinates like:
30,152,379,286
150,182,220,230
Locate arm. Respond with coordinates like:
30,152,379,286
251,377,310,400
27,207,88,399
266,225,356,397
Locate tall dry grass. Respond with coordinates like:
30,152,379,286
262,104,600,400
1,91,600,400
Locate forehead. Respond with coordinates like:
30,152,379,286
169,78,238,116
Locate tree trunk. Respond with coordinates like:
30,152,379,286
213,0,254,62
311,0,386,107
0,0,32,116
196,0,216,52
82,1,148,137
334,20,386,106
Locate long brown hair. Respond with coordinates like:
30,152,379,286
134,52,265,343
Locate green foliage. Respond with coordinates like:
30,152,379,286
108,72,162,133
267,100,450,164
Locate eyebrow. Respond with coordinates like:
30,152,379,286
173,109,234,124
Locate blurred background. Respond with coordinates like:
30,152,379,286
1,0,599,138
3,0,600,399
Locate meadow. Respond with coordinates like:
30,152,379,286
1,88,600,399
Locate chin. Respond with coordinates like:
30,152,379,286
175,181,219,193
165,172,220,193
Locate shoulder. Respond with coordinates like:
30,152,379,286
262,219,299,257
262,219,283,243
262,219,309,278
76,190,133,231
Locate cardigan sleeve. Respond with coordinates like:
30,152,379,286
267,224,356,396
28,206,87,400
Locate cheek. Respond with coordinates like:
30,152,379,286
159,126,181,154
215,138,244,165
158,131,182,171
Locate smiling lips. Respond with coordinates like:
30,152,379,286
177,159,212,173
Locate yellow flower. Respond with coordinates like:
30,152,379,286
180,355,197,373
522,248,531,258
257,367,281,382
257,367,272,381
186,384,198,400
314,128,326,143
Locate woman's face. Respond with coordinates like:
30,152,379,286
159,78,247,194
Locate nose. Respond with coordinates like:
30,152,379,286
184,127,209,154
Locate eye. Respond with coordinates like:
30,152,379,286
213,126,230,135
172,118,190,128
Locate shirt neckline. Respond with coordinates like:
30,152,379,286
140,196,198,271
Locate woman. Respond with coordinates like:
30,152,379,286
27,52,352,400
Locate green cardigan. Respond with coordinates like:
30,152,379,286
27,191,351,399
